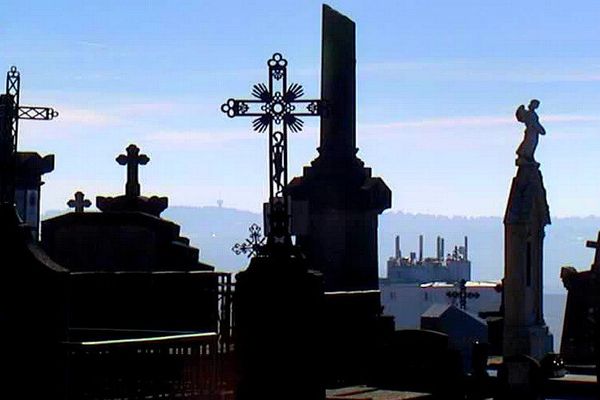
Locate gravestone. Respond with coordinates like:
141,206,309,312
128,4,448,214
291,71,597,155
374,329,464,397
560,232,600,365
221,50,325,400
97,144,168,216
42,144,206,272
0,66,57,238
420,303,487,372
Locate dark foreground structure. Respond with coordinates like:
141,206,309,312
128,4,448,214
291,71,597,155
1,4,599,400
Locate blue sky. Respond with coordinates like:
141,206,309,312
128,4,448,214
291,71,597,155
3,0,600,217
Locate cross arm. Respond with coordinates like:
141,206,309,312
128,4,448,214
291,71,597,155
18,106,59,120
221,98,325,118
221,98,267,118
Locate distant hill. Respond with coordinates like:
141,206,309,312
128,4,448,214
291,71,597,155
43,207,600,293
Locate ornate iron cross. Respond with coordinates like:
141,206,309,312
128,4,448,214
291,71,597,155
117,144,149,197
221,53,324,248
232,223,267,257
0,66,58,205
67,191,92,213
446,279,480,310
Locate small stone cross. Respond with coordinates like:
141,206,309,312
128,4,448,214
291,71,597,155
586,231,600,269
116,144,149,197
67,191,91,213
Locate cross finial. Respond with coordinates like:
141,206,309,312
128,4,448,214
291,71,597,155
446,279,480,310
586,231,600,269
67,191,91,213
232,223,266,257
221,53,325,249
116,144,149,197
0,65,58,206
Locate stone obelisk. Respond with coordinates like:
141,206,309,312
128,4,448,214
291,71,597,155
288,5,391,293
287,5,392,385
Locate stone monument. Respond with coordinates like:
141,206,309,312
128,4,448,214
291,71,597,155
0,66,58,238
503,100,553,359
286,5,393,385
501,100,553,398
42,144,208,272
560,232,600,365
221,49,325,399
287,5,391,293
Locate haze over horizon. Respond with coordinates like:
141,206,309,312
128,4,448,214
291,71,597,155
3,0,600,218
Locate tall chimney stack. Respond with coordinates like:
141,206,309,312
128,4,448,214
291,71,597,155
441,238,445,260
464,236,468,260
419,235,423,262
395,235,401,259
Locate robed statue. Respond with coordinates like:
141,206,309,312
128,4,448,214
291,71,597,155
515,99,546,165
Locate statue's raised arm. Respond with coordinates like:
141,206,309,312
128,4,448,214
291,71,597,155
515,99,546,166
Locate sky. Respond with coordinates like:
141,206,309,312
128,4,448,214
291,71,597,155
2,0,600,217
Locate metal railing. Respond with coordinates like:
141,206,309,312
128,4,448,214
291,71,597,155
64,332,219,400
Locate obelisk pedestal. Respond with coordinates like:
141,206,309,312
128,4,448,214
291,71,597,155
501,162,553,399
503,163,553,360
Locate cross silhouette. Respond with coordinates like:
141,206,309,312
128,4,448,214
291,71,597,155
221,53,325,248
232,223,267,257
116,144,149,197
0,66,58,205
446,279,480,310
67,191,92,213
585,231,600,269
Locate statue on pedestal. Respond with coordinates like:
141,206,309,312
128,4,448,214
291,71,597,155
515,99,546,166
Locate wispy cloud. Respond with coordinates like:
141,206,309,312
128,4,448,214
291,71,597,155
56,107,117,125
48,101,188,127
359,60,600,83
145,129,259,147
76,41,110,50
361,114,600,131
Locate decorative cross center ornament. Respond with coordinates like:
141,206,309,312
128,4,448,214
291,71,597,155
446,279,480,310
233,223,267,257
0,66,59,205
67,191,92,213
221,53,325,251
117,144,149,197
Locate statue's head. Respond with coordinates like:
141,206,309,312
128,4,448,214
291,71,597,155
528,99,540,111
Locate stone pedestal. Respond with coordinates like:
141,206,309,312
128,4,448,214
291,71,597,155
234,249,324,400
503,164,553,360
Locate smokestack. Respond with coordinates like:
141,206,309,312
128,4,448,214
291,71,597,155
395,235,401,259
436,236,441,260
419,235,423,262
441,238,445,260
464,236,468,260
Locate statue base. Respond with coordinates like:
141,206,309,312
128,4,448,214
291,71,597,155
515,157,540,168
